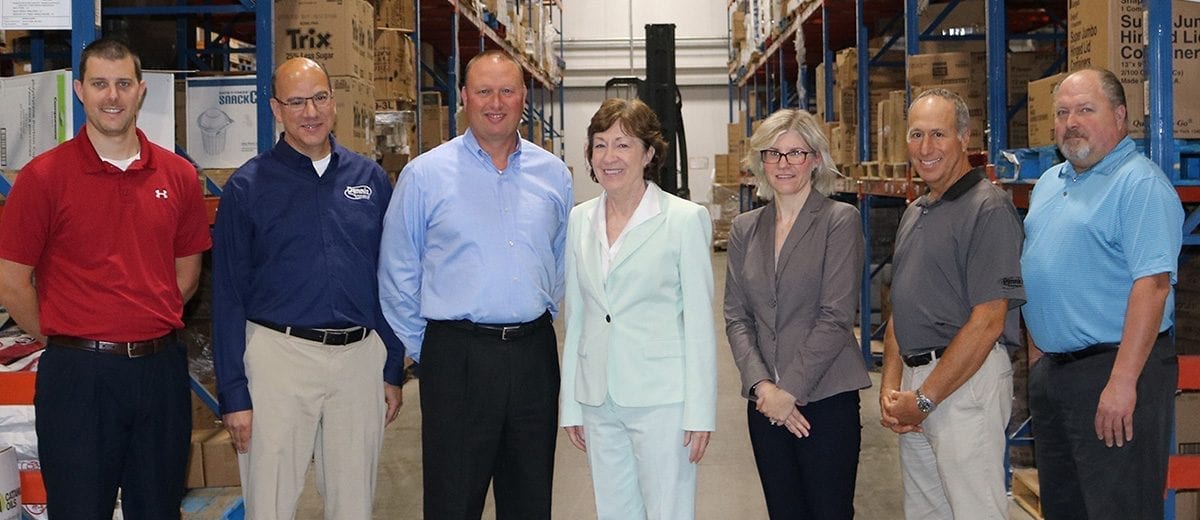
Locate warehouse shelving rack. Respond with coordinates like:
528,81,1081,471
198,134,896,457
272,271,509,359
729,1,1200,516
412,0,564,156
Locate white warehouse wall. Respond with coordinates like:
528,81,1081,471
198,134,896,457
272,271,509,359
558,0,734,204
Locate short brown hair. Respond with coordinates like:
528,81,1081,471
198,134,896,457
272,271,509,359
585,98,669,183
79,37,142,81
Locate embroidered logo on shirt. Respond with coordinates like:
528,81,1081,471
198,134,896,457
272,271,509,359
344,185,372,200
155,189,169,199
1001,276,1023,289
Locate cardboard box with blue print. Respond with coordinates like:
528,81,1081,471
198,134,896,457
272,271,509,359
186,76,261,169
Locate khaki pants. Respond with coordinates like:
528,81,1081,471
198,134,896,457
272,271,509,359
237,322,387,520
899,343,1013,520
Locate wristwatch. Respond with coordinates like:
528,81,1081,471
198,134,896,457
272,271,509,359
915,388,936,414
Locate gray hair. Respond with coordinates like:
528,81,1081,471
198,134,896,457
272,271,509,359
911,88,970,136
740,108,838,199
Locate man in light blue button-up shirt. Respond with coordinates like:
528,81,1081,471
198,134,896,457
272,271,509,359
379,49,572,519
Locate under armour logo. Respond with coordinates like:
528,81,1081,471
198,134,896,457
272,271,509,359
155,189,169,199
344,185,372,200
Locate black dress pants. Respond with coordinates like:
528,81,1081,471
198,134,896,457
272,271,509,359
420,319,559,520
747,390,861,520
1030,333,1177,520
34,339,191,519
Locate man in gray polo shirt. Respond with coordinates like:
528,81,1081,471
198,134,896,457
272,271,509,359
879,88,1025,520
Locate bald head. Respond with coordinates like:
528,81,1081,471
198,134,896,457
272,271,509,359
272,57,332,96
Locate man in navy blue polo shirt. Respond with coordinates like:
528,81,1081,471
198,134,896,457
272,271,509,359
211,57,405,519
1023,68,1183,519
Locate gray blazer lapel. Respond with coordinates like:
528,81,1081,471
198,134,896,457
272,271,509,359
775,190,825,279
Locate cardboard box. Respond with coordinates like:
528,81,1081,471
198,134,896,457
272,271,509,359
331,75,375,156
1026,72,1069,148
187,76,262,169
374,29,416,105
185,430,208,489
275,0,375,82
418,104,450,151
829,123,857,165
907,52,973,88
201,429,241,488
876,91,908,164
375,0,414,31
1067,0,1200,138
0,446,18,520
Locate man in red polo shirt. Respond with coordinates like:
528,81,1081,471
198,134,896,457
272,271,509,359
0,38,211,518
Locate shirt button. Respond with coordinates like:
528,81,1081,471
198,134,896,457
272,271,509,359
768,299,776,307
605,314,611,323
508,240,514,246
921,209,928,215
1063,191,1068,197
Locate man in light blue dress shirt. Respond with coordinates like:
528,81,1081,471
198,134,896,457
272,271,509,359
1022,68,1183,519
378,49,573,519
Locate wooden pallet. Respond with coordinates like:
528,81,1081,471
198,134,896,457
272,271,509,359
1011,468,1044,519
882,162,909,180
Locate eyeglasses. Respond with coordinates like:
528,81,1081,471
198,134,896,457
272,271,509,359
273,91,334,111
760,149,813,165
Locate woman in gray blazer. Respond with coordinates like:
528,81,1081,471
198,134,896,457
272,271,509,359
723,108,870,519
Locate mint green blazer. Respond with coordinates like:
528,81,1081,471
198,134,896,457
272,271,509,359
559,183,718,431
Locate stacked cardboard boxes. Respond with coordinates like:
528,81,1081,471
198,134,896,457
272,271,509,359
331,75,376,156
375,0,415,32
374,29,417,109
875,90,907,164
907,52,986,150
713,153,741,184
1067,0,1200,138
1026,73,1069,148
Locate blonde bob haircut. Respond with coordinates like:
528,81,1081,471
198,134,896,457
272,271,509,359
740,108,839,199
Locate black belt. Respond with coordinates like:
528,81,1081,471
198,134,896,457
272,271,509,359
903,347,947,368
1043,329,1172,364
50,332,175,358
251,320,369,346
435,311,552,341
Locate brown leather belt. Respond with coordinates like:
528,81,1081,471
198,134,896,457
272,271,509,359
49,332,175,358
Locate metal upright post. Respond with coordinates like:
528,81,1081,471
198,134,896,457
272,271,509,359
1146,0,1175,178
71,0,98,133
905,0,918,105
856,0,868,163
822,3,833,122
985,0,1007,158
255,0,273,152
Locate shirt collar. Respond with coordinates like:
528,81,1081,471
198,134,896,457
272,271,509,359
917,166,984,206
1057,136,1135,179
463,128,523,169
593,181,663,239
77,127,156,175
273,133,340,173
